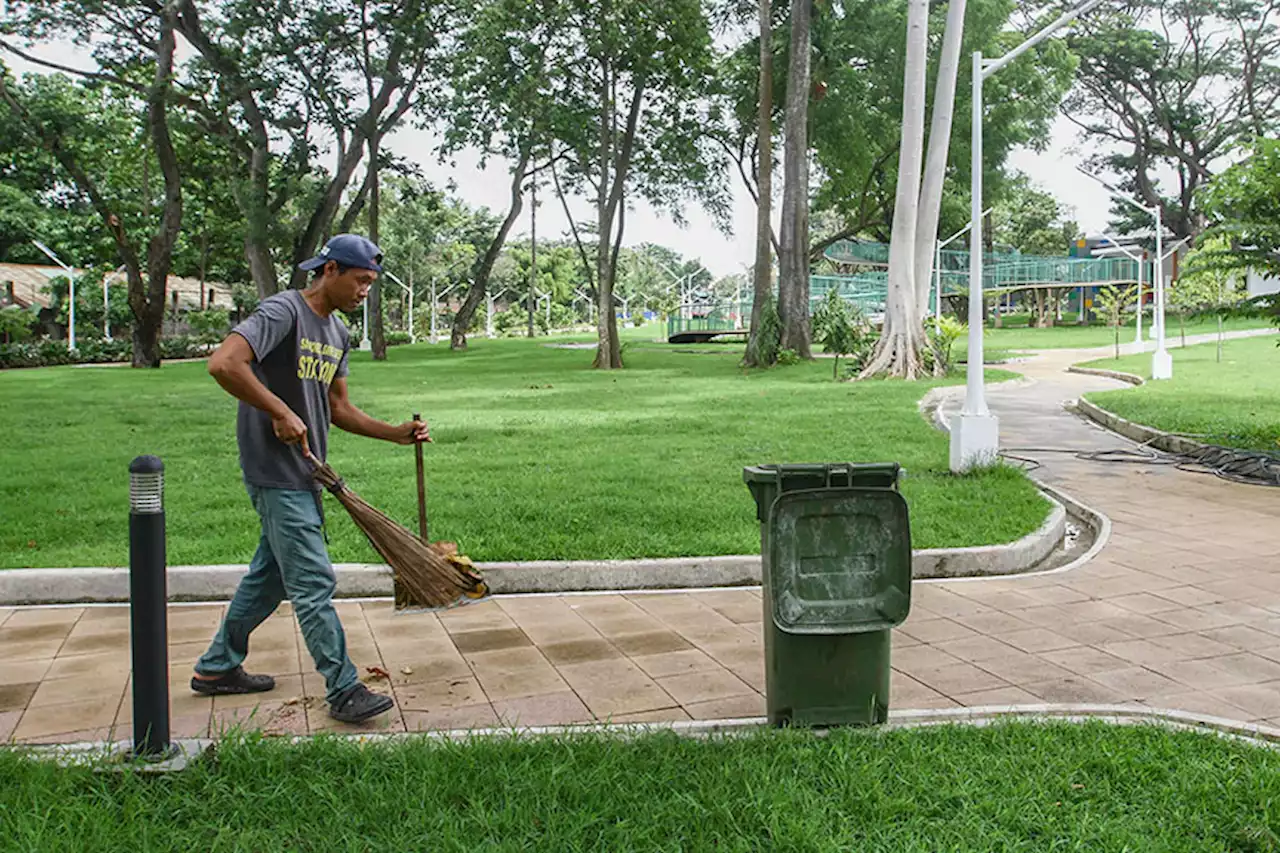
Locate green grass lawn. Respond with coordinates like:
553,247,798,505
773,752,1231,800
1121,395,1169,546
1081,335,1280,452
0,337,1046,568
4,722,1279,851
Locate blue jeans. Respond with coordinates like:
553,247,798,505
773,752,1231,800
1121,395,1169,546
196,485,359,705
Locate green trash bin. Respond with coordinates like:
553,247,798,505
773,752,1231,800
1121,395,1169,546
743,463,912,727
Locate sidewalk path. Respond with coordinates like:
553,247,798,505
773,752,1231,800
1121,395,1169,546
2,331,1278,743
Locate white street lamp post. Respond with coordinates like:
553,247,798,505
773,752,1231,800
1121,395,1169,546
1152,236,1192,343
427,279,461,344
102,273,111,341
953,0,1106,472
1077,167,1176,379
33,240,77,351
384,271,415,343
1091,236,1145,352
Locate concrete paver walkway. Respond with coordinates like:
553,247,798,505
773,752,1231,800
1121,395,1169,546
3,335,1280,743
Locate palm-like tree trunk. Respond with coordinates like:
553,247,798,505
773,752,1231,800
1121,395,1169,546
862,0,929,378
912,0,968,331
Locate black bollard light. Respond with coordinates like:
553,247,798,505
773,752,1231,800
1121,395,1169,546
129,455,170,758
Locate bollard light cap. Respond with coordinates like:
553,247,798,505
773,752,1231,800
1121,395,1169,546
129,455,164,475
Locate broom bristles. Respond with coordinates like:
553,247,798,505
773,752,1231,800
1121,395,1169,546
312,458,488,609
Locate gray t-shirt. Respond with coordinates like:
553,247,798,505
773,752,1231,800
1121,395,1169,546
232,290,350,491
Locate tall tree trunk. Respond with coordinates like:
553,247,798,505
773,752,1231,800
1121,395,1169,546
367,135,387,361
862,0,929,378
912,0,967,310
591,64,644,370
452,154,531,350
744,0,776,368
777,0,812,358
134,2,184,367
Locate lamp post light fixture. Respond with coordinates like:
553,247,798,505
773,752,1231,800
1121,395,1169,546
1076,166,1175,379
952,0,1108,473
383,270,415,344
1091,236,1147,354
934,208,992,332
32,240,78,351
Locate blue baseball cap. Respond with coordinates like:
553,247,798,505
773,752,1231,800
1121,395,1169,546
298,234,384,272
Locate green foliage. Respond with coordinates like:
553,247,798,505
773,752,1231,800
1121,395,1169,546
813,288,874,378
1201,138,1280,284
232,284,260,317
1093,284,1138,359
924,316,966,375
0,305,37,343
739,0,1079,247
0,335,208,369
775,348,802,366
1065,2,1280,238
745,298,782,367
992,173,1080,256
490,301,580,337
385,331,412,346
185,309,231,344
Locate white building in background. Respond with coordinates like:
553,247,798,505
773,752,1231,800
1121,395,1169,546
1246,269,1280,299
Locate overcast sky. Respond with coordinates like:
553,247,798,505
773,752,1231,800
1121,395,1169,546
7,39,1119,279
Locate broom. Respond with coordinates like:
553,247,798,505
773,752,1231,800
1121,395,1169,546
304,436,489,610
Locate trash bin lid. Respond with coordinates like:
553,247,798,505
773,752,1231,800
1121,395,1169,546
768,488,911,635
743,463,901,490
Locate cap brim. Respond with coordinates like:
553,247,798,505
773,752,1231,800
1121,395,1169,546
298,256,327,271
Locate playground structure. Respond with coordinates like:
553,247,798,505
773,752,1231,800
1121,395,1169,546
666,237,1158,343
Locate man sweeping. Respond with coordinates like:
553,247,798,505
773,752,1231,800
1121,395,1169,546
191,233,428,724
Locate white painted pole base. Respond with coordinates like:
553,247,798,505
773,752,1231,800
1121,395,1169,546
1151,349,1173,380
949,413,1000,473
359,338,372,352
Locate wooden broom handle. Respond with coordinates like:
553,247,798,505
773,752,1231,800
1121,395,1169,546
413,412,429,543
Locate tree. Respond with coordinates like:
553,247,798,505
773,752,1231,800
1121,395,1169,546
1177,235,1250,361
743,0,778,367
812,287,864,378
912,0,968,314
992,173,1080,256
804,0,1075,259
1065,1,1280,241
439,0,572,351
554,0,725,369
1200,137,1280,278
0,4,184,368
777,0,813,359
1094,282,1137,359
270,0,445,361
861,0,929,378
713,0,1076,371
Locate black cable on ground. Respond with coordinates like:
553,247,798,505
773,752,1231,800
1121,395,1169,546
998,440,1280,488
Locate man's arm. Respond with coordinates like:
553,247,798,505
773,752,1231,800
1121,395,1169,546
329,377,431,445
208,333,310,451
